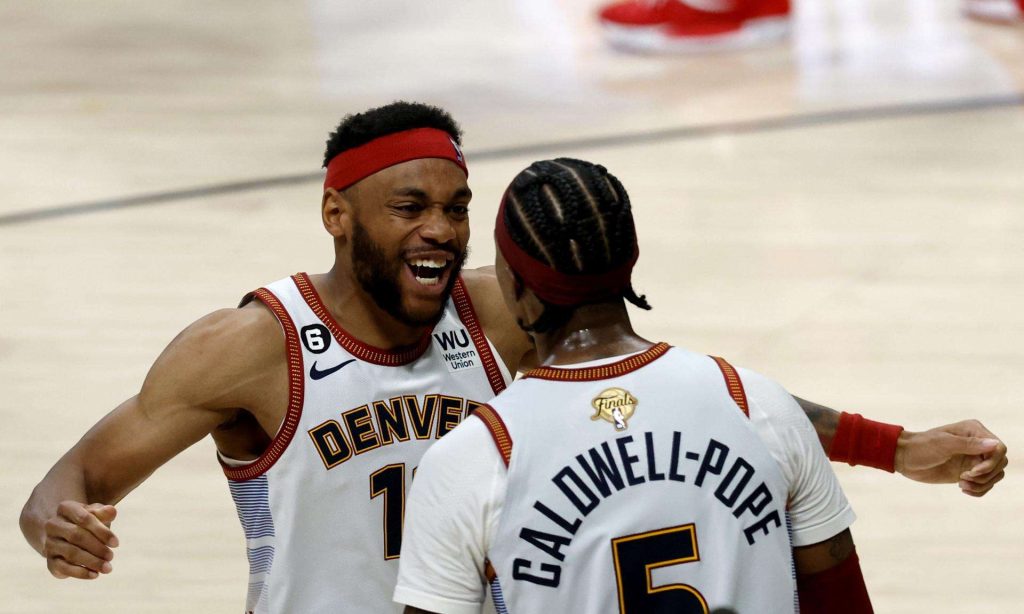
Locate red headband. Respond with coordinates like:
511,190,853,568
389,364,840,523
324,127,468,191
495,190,639,307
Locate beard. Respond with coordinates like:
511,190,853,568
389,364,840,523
351,220,467,328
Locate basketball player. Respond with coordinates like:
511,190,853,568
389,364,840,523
20,103,1006,613
395,159,873,613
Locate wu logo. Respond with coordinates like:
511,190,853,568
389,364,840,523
433,329,471,351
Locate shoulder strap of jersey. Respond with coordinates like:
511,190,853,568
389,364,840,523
709,356,750,418
472,404,513,467
222,287,306,480
450,276,508,396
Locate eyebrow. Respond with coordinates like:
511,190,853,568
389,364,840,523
391,187,473,200
392,187,429,199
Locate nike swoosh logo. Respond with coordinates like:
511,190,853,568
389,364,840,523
309,359,356,380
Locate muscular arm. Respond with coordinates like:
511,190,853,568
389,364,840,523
19,304,285,579
795,396,1008,495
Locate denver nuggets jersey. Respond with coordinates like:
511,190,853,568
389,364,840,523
222,273,510,614
475,344,798,613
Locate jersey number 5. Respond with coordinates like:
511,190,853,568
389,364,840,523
610,523,708,614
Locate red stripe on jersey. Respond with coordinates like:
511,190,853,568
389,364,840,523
710,356,749,418
222,287,305,481
473,404,513,467
522,342,671,382
451,277,507,396
293,272,432,366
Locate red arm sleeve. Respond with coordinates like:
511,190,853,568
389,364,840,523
797,550,874,614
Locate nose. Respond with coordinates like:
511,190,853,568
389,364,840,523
419,206,456,245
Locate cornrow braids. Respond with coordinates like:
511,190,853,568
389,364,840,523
323,101,462,167
503,158,651,333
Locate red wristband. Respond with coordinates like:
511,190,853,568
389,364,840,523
829,412,904,473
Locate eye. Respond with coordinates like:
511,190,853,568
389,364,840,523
393,202,425,214
448,204,470,218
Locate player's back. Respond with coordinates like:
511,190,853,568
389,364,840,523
481,343,798,614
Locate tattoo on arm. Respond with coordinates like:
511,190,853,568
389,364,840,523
794,396,840,454
794,528,856,576
826,529,855,563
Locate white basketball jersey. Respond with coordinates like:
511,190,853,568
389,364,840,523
475,344,796,614
222,273,510,614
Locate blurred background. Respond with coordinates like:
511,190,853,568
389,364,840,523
1,0,1021,612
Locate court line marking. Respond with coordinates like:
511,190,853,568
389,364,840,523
1,93,1021,227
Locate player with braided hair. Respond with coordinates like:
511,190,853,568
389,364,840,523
394,159,967,614
500,158,651,335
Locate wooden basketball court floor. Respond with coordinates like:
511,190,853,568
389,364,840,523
1,0,1021,611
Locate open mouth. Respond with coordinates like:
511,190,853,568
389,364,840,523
406,257,452,286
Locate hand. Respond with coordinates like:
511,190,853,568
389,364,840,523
894,420,1008,497
42,501,119,579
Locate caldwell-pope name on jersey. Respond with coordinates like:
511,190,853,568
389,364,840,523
308,394,483,469
512,430,784,587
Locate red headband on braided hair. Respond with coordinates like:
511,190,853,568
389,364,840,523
324,127,467,191
494,189,639,307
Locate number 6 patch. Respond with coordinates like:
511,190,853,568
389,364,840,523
300,324,332,354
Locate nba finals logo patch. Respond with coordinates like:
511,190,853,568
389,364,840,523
591,388,637,431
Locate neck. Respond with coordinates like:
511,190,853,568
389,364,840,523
531,301,653,366
312,265,428,349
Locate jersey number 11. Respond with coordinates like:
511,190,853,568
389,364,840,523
370,464,409,560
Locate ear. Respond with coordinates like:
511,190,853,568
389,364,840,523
322,188,353,239
513,273,547,329
512,272,525,300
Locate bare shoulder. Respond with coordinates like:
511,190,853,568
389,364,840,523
140,302,285,413
160,302,282,372
460,266,534,374
459,266,503,328
460,265,498,297
178,301,281,352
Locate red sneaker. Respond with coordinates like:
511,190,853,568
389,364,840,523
963,0,1024,24
599,0,792,53
598,0,675,28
